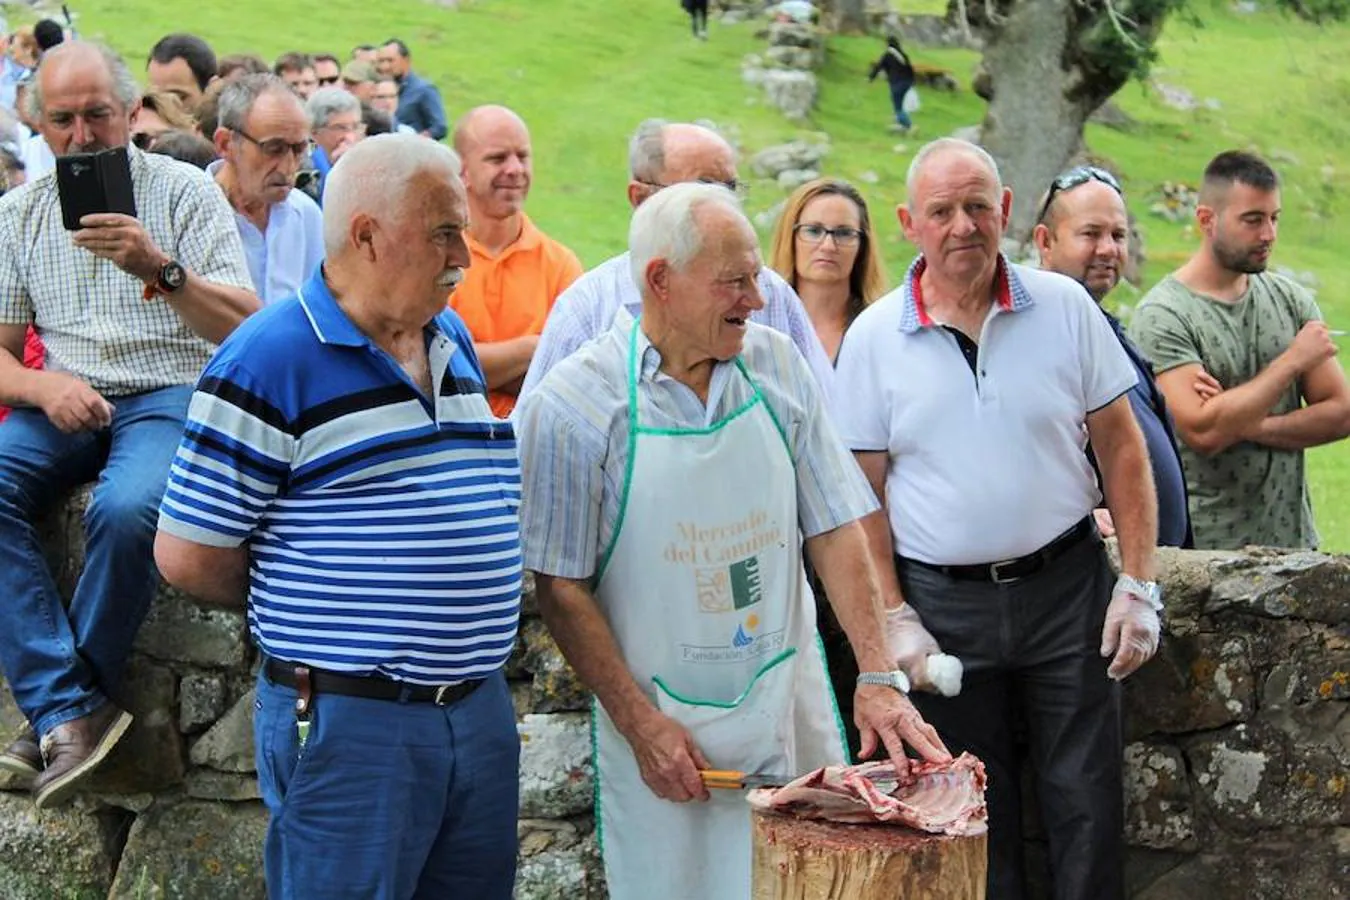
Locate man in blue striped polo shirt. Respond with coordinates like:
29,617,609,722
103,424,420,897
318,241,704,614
153,133,522,900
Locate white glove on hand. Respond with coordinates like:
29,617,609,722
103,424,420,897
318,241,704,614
884,605,964,697
1100,576,1162,681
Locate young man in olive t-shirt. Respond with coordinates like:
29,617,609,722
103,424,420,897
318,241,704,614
1130,150,1350,550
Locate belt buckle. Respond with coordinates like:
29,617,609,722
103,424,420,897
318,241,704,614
988,558,1022,584
433,685,453,706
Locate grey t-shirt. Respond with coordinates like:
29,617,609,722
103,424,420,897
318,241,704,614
1129,272,1320,550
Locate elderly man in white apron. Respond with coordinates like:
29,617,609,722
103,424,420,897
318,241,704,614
516,183,950,900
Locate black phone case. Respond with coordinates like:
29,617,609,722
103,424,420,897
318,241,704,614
56,147,137,231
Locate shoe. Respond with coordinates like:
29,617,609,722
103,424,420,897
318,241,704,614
33,704,133,810
0,727,42,786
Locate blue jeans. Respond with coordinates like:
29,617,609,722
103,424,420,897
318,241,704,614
255,668,521,900
889,80,914,128
0,384,192,737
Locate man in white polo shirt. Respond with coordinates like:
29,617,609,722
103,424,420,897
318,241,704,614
834,138,1162,900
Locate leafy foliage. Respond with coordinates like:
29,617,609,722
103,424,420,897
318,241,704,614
953,0,1347,102
1275,0,1350,22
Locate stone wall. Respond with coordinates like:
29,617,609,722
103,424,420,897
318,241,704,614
1,494,1346,898
0,490,604,900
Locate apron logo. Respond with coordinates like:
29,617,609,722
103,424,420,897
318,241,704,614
695,556,764,613
695,567,733,612
732,613,760,648
730,556,763,610
680,615,784,664
671,512,784,613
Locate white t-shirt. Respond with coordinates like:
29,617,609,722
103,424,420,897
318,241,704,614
833,259,1137,564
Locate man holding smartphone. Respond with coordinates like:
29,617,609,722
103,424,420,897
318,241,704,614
0,41,257,809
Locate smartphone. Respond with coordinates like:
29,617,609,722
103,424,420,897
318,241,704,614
56,147,137,231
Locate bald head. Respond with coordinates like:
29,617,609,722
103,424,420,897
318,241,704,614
33,41,140,155
452,104,529,158
1033,179,1129,301
454,104,532,222
905,138,1001,204
627,119,737,208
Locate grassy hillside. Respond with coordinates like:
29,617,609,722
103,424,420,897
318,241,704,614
19,0,1350,547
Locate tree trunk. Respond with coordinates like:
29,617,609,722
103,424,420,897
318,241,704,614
977,0,1096,243
751,808,987,899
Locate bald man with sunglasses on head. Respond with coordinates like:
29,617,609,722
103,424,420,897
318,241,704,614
1033,165,1201,548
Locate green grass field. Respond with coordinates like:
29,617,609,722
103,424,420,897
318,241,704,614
19,0,1350,546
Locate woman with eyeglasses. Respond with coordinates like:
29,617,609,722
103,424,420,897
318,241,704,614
769,178,888,364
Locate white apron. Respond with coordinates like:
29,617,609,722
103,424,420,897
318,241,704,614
592,321,846,900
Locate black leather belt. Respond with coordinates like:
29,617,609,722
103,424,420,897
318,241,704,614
263,657,483,707
897,516,1096,584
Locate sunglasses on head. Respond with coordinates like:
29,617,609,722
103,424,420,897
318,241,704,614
1038,165,1122,223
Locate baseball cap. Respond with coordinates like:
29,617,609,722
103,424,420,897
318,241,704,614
341,60,377,85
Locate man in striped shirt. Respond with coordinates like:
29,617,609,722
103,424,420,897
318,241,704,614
154,134,522,900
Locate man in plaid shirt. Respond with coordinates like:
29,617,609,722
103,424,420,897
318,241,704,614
0,42,257,809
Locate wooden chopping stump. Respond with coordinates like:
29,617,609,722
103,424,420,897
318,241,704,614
751,808,987,900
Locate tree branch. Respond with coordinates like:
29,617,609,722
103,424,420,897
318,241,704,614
954,0,974,40
1102,0,1146,50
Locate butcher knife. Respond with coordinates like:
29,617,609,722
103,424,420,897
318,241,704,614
699,769,795,790
699,768,901,792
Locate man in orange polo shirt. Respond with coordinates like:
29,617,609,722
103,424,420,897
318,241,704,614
449,105,583,416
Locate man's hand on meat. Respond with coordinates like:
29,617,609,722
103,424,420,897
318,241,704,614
853,684,951,782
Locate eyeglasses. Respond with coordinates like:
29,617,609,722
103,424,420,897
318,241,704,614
318,121,367,136
235,129,314,159
636,176,748,197
1038,165,1122,224
318,76,340,87
794,223,863,247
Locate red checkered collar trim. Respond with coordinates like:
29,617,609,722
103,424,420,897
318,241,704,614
905,255,1016,330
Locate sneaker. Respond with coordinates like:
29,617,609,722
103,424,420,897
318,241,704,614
0,727,41,787
33,704,133,810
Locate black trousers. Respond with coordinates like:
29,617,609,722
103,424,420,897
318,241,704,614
897,536,1124,900
687,0,708,34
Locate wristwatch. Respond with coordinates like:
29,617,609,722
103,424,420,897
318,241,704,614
143,259,187,300
1118,574,1163,610
857,670,911,694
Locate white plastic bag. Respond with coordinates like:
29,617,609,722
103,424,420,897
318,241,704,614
903,87,921,114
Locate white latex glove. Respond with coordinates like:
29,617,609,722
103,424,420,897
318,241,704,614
884,605,964,697
1100,576,1162,681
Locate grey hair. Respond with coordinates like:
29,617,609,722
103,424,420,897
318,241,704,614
628,118,668,182
216,73,298,133
28,42,140,123
305,86,360,131
905,137,1002,200
322,132,463,255
629,182,745,291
